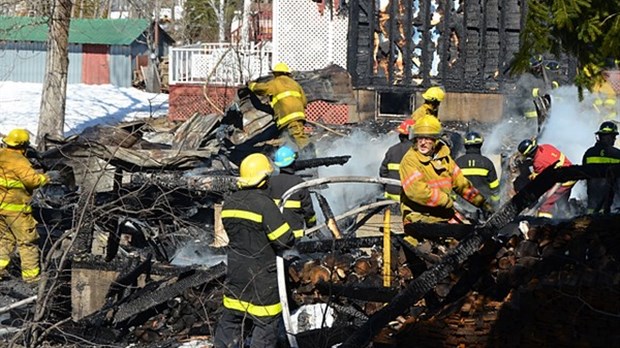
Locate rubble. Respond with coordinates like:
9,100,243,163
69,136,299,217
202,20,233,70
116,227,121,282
2,66,620,348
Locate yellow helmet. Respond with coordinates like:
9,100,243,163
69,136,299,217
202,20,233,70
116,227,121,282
3,129,30,147
413,115,442,138
272,62,291,74
237,153,274,188
422,86,445,102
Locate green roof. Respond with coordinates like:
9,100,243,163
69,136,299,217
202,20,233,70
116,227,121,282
0,17,151,45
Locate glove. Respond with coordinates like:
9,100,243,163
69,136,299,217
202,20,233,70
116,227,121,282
46,170,63,184
528,172,538,181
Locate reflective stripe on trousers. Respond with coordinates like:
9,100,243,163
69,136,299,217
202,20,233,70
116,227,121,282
222,295,283,317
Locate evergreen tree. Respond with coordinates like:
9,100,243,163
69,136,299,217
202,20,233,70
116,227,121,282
513,0,620,93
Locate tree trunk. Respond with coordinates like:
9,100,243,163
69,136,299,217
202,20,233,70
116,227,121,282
37,0,73,151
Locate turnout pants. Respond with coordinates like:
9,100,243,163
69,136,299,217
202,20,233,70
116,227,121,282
213,308,281,348
0,212,40,281
285,120,310,150
538,184,572,218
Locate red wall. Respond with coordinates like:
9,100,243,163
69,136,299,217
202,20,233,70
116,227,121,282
168,84,350,124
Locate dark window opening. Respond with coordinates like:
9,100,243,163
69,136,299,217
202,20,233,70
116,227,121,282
379,92,411,116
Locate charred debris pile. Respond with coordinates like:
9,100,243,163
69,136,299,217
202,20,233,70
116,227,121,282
2,87,620,347
0,117,616,347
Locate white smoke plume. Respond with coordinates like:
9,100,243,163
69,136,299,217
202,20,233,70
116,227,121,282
485,83,605,204
314,128,401,216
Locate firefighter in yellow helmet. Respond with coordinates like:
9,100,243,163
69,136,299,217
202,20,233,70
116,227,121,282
214,153,294,348
411,86,445,122
399,116,492,228
248,62,311,151
0,129,49,282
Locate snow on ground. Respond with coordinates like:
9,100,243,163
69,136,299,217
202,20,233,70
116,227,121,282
0,81,169,141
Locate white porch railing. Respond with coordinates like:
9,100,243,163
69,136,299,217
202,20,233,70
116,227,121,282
168,42,273,86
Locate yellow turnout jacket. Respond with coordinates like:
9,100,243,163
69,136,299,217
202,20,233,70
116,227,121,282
249,75,308,128
0,148,48,215
399,143,484,223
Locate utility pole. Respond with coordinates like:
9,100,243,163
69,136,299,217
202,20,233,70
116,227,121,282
37,0,73,150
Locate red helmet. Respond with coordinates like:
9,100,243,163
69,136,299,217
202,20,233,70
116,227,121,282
397,119,415,135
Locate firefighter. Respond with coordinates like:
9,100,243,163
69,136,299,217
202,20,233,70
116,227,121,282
399,115,492,227
584,65,618,121
267,145,317,239
455,131,500,208
517,139,574,218
380,119,414,202
0,129,49,282
248,62,311,152
582,121,620,214
411,86,445,122
214,153,295,348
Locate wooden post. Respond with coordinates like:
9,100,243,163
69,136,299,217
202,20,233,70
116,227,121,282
210,203,229,247
383,207,391,287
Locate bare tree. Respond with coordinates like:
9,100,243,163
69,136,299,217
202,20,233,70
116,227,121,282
36,0,73,150
207,0,226,42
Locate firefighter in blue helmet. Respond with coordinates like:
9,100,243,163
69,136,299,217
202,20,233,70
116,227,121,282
267,145,317,239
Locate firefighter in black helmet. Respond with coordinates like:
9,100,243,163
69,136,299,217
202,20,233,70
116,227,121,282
582,121,620,214
213,153,294,348
455,131,500,208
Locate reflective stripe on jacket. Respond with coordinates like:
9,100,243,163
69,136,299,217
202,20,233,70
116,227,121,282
399,143,484,223
582,142,620,213
532,144,575,187
532,144,572,173
0,148,47,214
221,188,294,315
267,168,316,238
455,148,500,203
249,75,307,128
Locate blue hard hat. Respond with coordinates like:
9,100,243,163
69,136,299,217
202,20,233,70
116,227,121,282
273,146,297,168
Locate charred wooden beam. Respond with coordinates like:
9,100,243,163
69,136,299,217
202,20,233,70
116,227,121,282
403,223,475,240
292,155,351,171
130,172,238,194
113,262,226,325
296,236,387,254
106,254,152,302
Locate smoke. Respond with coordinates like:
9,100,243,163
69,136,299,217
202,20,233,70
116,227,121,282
171,240,227,267
485,82,603,204
315,129,401,216
538,85,599,200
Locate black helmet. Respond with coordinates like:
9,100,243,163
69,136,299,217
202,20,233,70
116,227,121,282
518,139,538,157
595,121,619,135
464,131,484,146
